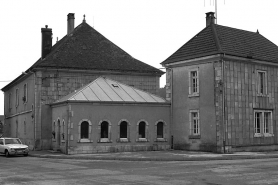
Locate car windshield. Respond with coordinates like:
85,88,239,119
5,139,22,145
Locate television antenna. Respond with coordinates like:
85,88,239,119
204,0,226,24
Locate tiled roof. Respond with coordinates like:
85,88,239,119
33,22,163,75
162,24,278,65
55,77,167,103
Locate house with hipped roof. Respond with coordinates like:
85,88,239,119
162,12,278,153
3,11,278,154
1,13,168,153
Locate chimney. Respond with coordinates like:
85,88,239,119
206,12,216,26
41,25,52,59
67,13,75,35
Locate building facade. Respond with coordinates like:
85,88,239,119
1,13,164,151
162,12,278,153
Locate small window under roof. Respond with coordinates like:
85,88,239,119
112,84,119,88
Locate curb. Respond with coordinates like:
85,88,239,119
28,153,278,161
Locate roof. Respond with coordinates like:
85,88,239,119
54,77,167,104
33,22,163,75
162,24,278,65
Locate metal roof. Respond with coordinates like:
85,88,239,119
56,77,167,103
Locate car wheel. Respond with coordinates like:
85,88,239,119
5,150,10,157
24,153,28,157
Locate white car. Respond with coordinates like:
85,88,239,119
0,138,29,157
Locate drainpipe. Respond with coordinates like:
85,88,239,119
34,72,37,150
221,55,226,153
66,103,70,155
170,67,174,149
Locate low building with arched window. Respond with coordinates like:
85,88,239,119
51,77,170,154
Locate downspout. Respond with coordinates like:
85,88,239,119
34,72,37,150
170,68,174,149
221,54,226,153
66,103,70,155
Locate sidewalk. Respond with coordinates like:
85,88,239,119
29,150,278,161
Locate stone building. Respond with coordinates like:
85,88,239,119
162,12,278,152
51,77,170,154
1,13,164,151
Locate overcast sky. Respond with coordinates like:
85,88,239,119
1,0,278,115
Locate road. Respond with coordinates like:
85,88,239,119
0,155,278,185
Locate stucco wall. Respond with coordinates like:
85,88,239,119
52,103,170,154
171,62,217,152
3,74,35,150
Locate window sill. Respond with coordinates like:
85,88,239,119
61,140,66,143
188,93,199,98
52,139,56,142
154,138,167,142
78,139,92,143
189,135,201,139
117,138,130,143
136,138,148,142
254,133,274,137
98,138,112,143
257,94,269,97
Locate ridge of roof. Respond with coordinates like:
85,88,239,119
34,22,163,75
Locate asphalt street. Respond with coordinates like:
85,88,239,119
1,155,278,185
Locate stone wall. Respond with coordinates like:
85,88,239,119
223,58,278,149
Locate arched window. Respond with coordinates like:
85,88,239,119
98,120,111,143
137,120,149,142
120,121,128,139
24,121,26,135
155,120,167,142
78,119,92,142
81,121,89,139
101,121,109,138
139,121,146,138
157,122,164,138
52,121,56,140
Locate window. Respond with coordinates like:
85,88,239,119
15,89,19,107
62,120,65,141
155,121,167,142
98,120,111,142
190,110,200,137
120,121,128,138
23,84,27,103
139,122,146,138
254,110,273,137
118,120,130,142
189,68,199,97
52,121,56,140
78,119,92,142
0,139,3,145
157,122,164,138
24,121,26,135
81,121,89,139
257,70,267,95
137,120,148,142
8,93,12,111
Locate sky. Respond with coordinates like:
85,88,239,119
1,0,278,115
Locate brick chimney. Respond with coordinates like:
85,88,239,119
206,12,215,26
67,13,75,35
41,25,52,59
